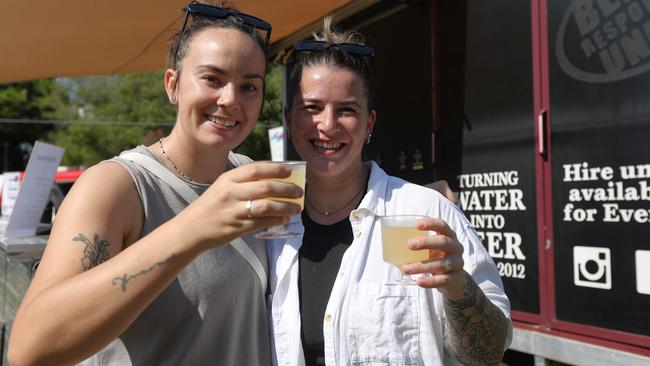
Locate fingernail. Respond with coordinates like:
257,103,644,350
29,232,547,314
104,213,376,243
408,239,418,249
402,265,412,274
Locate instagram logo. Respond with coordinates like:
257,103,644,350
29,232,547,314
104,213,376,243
573,246,611,289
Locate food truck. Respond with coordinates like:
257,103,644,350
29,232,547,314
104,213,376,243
0,0,647,364
273,0,648,364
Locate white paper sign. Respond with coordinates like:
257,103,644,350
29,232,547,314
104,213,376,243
268,126,285,161
1,172,21,217
4,141,64,238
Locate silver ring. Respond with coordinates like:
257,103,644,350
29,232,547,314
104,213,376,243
443,257,453,273
246,199,254,219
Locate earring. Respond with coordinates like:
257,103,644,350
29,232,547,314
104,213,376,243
366,133,372,144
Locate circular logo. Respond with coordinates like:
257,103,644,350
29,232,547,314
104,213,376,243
556,1,650,83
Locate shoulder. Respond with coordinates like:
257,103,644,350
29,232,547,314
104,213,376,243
369,162,443,199
381,172,474,240
74,161,136,195
367,162,454,213
386,175,451,210
48,160,145,251
60,162,142,229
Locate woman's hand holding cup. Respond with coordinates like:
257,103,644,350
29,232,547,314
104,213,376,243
400,217,466,298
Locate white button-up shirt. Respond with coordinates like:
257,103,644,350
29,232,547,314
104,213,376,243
268,162,511,366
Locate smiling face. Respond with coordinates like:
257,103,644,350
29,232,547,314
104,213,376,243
165,27,266,152
286,64,376,179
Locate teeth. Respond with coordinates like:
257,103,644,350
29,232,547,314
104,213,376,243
314,141,342,150
207,116,237,127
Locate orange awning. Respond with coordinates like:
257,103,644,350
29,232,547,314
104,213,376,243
0,0,380,84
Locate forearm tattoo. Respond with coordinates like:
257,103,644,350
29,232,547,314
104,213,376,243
73,233,110,270
112,255,176,292
444,272,509,366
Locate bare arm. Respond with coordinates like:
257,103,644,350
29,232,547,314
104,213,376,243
402,218,510,366
7,163,202,365
7,162,302,365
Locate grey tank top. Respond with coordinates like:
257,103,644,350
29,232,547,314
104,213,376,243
78,146,271,366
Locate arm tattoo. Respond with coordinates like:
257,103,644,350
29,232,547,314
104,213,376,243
73,233,111,270
112,255,176,292
444,272,509,366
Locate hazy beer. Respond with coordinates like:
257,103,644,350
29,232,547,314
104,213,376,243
254,161,306,239
265,161,306,208
381,215,430,266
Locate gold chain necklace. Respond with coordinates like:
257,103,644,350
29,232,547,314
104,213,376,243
307,182,366,216
158,138,193,182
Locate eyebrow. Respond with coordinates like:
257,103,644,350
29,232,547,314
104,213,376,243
302,97,362,108
196,65,265,81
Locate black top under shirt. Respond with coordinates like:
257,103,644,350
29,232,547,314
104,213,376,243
299,211,353,366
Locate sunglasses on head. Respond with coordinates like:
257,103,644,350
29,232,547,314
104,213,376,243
294,40,375,57
173,2,273,68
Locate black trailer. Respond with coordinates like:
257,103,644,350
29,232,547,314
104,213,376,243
279,0,650,364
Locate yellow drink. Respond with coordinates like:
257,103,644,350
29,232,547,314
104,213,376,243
381,215,430,267
266,161,306,209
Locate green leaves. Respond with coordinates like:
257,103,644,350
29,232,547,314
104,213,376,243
0,80,58,171
1,65,285,170
46,70,175,167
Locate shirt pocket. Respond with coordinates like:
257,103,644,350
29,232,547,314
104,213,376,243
345,283,420,365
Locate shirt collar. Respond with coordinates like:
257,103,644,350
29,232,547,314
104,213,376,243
355,161,389,217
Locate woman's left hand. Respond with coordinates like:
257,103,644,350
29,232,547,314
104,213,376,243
400,217,466,298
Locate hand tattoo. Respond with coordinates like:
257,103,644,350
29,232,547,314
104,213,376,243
444,272,509,366
112,255,176,292
73,233,110,270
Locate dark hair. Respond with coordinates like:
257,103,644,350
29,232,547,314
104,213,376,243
166,1,270,73
286,17,375,112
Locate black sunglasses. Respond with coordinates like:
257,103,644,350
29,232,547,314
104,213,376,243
294,40,375,57
173,3,273,68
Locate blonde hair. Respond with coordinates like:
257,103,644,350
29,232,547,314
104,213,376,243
313,16,366,45
286,17,375,111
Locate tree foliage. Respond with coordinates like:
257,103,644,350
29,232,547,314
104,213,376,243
47,66,283,167
0,80,58,171
47,70,177,167
1,65,284,170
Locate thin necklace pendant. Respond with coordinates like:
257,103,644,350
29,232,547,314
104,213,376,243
308,182,365,217
158,138,193,182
